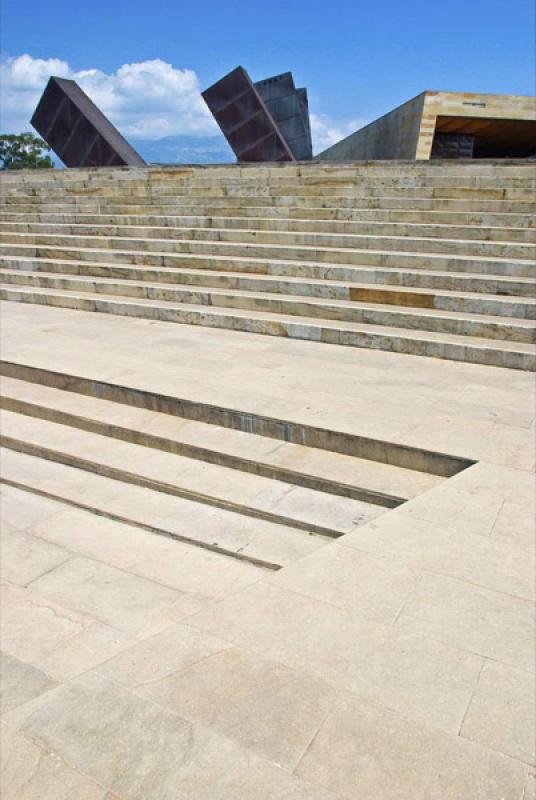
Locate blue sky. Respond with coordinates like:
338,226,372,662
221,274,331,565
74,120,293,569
1,0,534,154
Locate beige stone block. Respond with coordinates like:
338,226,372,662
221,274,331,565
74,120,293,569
400,480,506,538
93,622,226,689
135,646,339,770
0,582,88,664
17,672,342,800
341,628,483,733
0,484,67,531
265,440,440,498
524,770,536,800
189,564,490,733
340,511,534,601
31,506,150,568
143,504,322,577
188,580,387,683
2,453,122,505
491,499,536,554
31,505,264,599
395,573,535,672
461,660,535,765
296,694,528,800
408,418,534,472
268,542,419,623
258,483,382,532
37,623,135,681
0,525,70,586
0,721,107,800
449,461,535,506
4,446,322,571
0,677,66,731
28,555,207,637
0,652,58,714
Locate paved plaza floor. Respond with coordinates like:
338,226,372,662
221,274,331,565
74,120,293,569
1,301,534,800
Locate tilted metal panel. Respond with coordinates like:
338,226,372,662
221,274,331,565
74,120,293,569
255,72,313,160
254,72,296,99
31,77,146,168
202,67,295,162
296,88,313,158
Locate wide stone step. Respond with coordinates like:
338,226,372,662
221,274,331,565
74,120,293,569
0,447,318,571
2,193,535,213
0,375,441,503
3,255,534,313
6,193,534,213
3,254,533,298
3,270,534,343
0,236,532,278
3,163,533,372
5,181,534,200
1,206,533,228
2,359,468,476
2,286,534,370
3,221,534,259
2,213,534,244
7,172,535,192
0,407,384,541
3,161,530,181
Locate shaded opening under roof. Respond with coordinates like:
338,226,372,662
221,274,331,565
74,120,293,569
432,115,536,158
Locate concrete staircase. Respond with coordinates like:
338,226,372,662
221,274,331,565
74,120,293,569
1,161,535,370
0,360,472,571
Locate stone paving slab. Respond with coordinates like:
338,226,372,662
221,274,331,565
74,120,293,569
9,671,346,800
294,693,528,800
0,301,534,799
1,720,110,800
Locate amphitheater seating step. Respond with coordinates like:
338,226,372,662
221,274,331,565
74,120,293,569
1,161,534,369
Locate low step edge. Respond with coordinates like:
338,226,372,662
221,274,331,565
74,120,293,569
0,475,281,571
0,360,476,477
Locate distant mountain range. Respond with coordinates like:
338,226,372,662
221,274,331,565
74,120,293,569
49,134,235,167
134,134,234,165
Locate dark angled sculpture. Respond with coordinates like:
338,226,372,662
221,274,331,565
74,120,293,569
31,77,146,168
254,72,312,161
202,66,295,162
202,66,313,163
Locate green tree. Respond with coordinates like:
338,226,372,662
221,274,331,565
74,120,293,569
0,132,54,170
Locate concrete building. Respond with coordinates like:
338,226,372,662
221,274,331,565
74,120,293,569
318,91,536,160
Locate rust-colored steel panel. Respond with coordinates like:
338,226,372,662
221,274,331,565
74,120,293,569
202,66,295,162
31,76,146,168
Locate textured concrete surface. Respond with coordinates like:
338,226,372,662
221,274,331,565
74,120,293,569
319,91,536,160
1,301,534,799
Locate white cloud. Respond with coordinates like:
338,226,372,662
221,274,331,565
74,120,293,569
0,53,364,155
310,113,367,153
0,54,218,139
